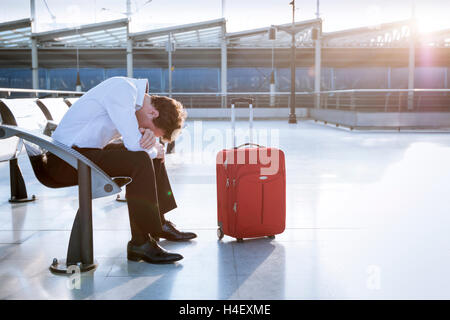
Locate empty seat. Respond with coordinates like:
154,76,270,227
36,98,70,123
0,98,50,202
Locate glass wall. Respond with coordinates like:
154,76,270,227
333,67,388,89
172,68,219,92
0,69,33,88
415,67,447,89
0,66,448,92
228,67,272,92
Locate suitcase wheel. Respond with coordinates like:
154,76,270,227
217,227,224,240
267,235,275,240
236,238,244,243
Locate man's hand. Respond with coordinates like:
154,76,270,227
139,128,156,150
155,142,165,163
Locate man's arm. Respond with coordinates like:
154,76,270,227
101,79,157,158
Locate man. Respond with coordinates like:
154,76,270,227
52,76,196,264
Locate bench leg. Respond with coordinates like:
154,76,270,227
8,158,36,203
49,160,97,274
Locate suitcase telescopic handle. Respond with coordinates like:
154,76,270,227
235,142,264,149
231,98,254,148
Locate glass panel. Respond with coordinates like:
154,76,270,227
172,68,219,92
333,67,388,89
228,68,272,92
415,67,446,89
134,68,163,93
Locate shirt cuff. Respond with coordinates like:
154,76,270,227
147,147,158,159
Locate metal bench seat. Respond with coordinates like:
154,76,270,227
0,98,50,202
0,124,123,273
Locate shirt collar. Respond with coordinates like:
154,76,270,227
133,78,149,109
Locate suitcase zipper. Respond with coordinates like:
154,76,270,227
261,183,265,224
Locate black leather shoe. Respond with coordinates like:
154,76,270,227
127,238,183,264
156,220,197,242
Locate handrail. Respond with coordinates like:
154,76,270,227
151,92,298,96
1,88,448,97
151,89,450,96
0,88,85,96
1,88,447,110
317,89,450,94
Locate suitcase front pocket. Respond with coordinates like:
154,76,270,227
261,174,285,230
235,173,285,236
234,173,263,234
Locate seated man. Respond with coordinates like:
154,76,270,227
51,76,196,264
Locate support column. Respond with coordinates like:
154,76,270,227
221,25,227,108
269,26,276,107
126,1,133,78
75,69,82,92
330,67,335,90
127,37,133,78
387,66,392,89
270,72,276,107
288,32,297,123
30,0,38,90
408,20,416,110
444,68,448,89
287,0,297,123
31,38,39,90
314,26,321,109
167,33,173,97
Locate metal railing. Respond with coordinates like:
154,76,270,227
317,89,450,112
1,88,449,112
152,89,450,112
152,92,312,109
0,88,84,99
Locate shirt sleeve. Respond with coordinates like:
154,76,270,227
101,78,156,158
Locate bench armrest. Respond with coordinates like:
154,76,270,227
0,124,121,199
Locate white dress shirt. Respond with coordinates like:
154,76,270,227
53,76,158,159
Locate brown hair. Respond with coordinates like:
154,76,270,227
150,95,187,143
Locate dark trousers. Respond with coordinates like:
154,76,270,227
46,142,177,245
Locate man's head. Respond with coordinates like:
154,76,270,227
136,94,187,142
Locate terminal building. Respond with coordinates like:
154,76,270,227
0,16,448,97
1,2,450,300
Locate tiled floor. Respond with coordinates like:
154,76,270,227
1,120,450,299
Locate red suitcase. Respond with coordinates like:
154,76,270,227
216,98,286,242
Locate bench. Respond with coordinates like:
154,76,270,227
1,96,170,206
0,98,74,202
0,98,50,202
0,123,125,273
